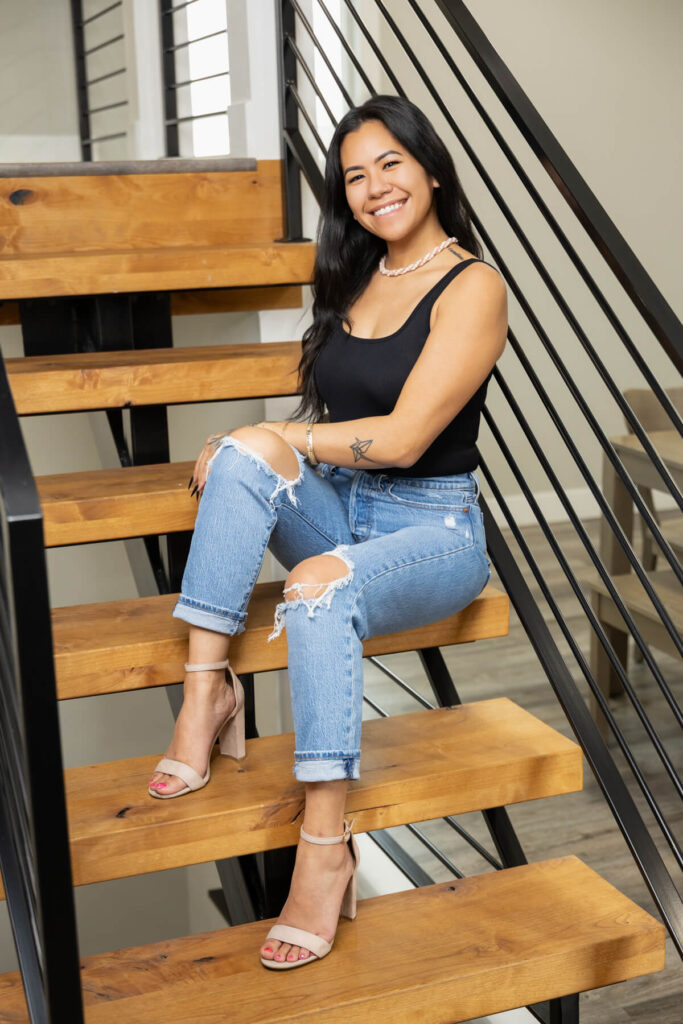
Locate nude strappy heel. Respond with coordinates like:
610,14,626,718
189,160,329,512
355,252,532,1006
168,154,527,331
260,818,360,970
148,658,245,799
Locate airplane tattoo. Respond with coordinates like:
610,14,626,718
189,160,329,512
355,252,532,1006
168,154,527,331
350,437,380,463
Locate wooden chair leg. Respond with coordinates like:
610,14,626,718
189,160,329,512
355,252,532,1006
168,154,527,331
589,596,627,740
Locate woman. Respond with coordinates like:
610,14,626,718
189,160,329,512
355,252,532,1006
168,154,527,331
148,95,507,970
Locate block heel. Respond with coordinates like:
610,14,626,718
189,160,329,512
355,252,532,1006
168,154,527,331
339,836,359,919
218,666,246,760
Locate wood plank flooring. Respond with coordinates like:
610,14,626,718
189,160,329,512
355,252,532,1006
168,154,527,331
361,514,681,1023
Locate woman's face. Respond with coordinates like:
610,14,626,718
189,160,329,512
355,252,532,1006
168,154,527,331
340,119,439,242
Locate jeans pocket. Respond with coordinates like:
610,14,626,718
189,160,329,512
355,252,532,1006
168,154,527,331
386,482,476,512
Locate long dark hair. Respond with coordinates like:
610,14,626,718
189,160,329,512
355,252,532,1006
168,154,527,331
293,95,483,422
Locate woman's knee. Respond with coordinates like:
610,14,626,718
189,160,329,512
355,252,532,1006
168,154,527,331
228,426,300,481
284,554,353,602
268,549,356,641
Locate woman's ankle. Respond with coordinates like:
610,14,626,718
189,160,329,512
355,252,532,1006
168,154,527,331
182,668,232,698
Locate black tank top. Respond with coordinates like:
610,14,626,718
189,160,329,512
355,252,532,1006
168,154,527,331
314,258,492,477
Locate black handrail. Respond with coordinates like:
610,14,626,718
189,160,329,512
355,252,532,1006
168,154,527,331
0,356,84,1023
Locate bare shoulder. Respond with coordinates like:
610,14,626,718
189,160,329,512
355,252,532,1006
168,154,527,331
434,259,507,319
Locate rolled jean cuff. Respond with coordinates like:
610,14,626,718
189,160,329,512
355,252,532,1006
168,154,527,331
293,755,361,782
172,596,246,635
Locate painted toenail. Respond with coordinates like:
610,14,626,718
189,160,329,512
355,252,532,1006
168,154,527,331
275,954,283,960
157,783,167,788
299,952,308,958
263,947,272,952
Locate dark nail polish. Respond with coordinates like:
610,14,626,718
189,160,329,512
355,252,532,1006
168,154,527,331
190,485,198,497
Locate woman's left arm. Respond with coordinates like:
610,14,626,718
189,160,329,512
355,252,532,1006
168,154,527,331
261,263,507,470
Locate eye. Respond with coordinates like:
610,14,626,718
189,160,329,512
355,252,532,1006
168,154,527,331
346,172,364,184
383,160,399,170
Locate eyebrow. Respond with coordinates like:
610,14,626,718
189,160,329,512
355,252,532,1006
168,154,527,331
343,149,402,177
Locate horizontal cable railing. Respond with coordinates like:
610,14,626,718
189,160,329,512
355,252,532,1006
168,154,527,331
71,0,129,161
160,0,231,158
0,356,83,1023
276,0,682,957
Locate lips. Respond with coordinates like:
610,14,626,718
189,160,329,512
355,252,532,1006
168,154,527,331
370,198,407,217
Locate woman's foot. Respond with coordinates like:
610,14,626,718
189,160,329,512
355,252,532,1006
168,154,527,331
148,669,236,796
260,831,356,964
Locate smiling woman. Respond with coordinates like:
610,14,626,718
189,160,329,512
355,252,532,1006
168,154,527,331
153,94,507,973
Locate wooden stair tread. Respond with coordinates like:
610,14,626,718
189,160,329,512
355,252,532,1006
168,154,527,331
0,700,581,899
1,161,278,258
37,460,197,546
0,160,316,298
0,241,316,299
52,583,508,699
0,856,664,1023
8,341,302,414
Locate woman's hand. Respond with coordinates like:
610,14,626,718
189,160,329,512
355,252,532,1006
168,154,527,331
189,432,231,498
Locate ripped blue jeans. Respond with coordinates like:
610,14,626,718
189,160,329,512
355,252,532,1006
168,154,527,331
173,435,491,782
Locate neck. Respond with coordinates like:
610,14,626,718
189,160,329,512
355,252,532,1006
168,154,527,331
384,215,448,270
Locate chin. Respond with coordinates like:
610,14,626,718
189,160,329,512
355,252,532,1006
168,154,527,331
367,217,413,241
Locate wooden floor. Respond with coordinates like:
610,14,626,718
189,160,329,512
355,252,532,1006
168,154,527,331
361,515,682,1024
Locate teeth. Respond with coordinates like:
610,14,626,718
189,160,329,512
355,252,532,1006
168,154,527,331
372,200,405,216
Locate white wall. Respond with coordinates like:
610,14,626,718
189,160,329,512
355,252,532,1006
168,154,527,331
0,0,80,161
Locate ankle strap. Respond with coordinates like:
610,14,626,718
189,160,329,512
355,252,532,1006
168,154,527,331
300,818,354,846
184,659,230,672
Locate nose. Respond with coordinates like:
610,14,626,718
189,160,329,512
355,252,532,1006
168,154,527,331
367,171,391,199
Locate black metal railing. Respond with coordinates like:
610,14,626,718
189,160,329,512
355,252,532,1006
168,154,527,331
0,358,84,1022
70,0,129,160
275,0,683,969
159,0,230,157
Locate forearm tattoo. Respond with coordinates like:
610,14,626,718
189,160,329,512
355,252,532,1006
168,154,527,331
350,437,380,463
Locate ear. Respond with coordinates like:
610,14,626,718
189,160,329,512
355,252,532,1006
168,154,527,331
431,178,440,189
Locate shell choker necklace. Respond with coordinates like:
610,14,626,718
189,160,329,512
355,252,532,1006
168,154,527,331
378,236,458,277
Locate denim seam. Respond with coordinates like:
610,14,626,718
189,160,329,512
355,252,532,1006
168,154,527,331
383,471,477,491
176,594,247,621
343,577,357,755
387,496,475,512
275,502,348,551
293,750,361,759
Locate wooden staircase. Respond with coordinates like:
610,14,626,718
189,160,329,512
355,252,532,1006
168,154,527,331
0,160,666,1021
